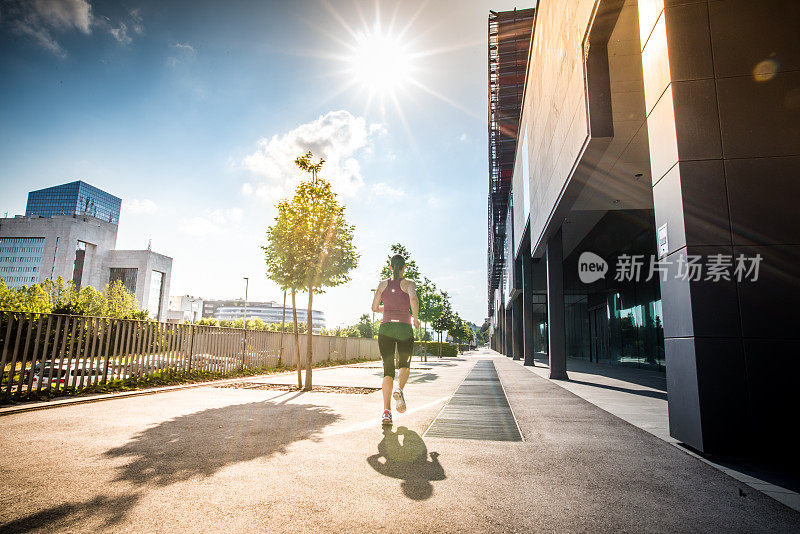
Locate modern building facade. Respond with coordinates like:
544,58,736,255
488,2,800,458
202,299,326,331
26,181,122,224
0,183,172,320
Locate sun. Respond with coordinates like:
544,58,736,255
349,28,413,95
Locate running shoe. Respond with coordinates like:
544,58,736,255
393,387,406,413
381,409,392,425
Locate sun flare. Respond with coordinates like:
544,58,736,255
349,29,413,94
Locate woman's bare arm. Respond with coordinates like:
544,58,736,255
407,280,420,329
371,280,387,313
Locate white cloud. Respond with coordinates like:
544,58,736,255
6,0,143,56
241,183,254,196
369,123,388,136
427,194,441,207
109,23,131,45
458,133,468,142
242,110,381,204
6,0,92,57
371,182,406,200
13,19,66,57
179,217,222,237
125,199,158,215
129,8,143,34
180,207,243,237
209,207,242,225
166,42,196,67
31,0,92,33
103,8,142,45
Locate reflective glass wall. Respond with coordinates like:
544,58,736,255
562,210,665,371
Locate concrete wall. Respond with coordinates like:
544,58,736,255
522,0,596,256
107,250,173,321
0,214,117,287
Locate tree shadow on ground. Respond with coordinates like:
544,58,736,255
0,492,142,534
367,426,445,500
2,395,340,532
103,397,340,487
369,370,440,384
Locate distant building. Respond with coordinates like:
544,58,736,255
0,182,171,321
26,180,122,225
202,299,325,331
167,295,204,324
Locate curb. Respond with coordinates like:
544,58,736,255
0,360,375,417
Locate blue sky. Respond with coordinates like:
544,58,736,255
0,0,525,327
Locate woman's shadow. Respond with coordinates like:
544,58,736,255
366,426,445,500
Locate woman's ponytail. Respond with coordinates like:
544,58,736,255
390,254,405,280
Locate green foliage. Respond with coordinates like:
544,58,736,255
264,153,359,295
0,277,146,319
430,291,455,333
379,243,421,281
356,313,375,338
448,314,474,344
263,151,360,390
414,342,457,357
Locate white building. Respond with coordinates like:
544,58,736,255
167,295,204,324
202,299,325,331
0,206,172,320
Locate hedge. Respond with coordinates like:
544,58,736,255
413,341,457,357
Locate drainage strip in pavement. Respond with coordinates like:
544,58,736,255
424,359,523,441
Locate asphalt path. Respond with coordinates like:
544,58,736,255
1,350,798,533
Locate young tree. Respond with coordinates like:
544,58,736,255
292,152,359,390
264,186,309,388
265,151,359,390
430,291,455,357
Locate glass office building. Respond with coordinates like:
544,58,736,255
26,181,122,224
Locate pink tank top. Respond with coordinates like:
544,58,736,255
381,279,412,324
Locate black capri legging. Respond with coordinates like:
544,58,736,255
378,326,414,378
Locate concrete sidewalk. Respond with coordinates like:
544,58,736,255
516,353,800,511
1,351,798,533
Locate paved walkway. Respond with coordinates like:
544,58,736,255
1,350,798,532
518,354,800,511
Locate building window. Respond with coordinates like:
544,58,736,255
0,237,44,289
110,267,138,294
148,271,164,319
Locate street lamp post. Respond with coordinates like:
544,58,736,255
242,277,249,367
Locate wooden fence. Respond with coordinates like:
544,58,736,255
0,310,380,398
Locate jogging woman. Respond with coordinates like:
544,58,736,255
371,254,420,425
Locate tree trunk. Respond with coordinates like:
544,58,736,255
438,331,442,358
279,289,286,365
304,287,314,391
292,290,301,389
